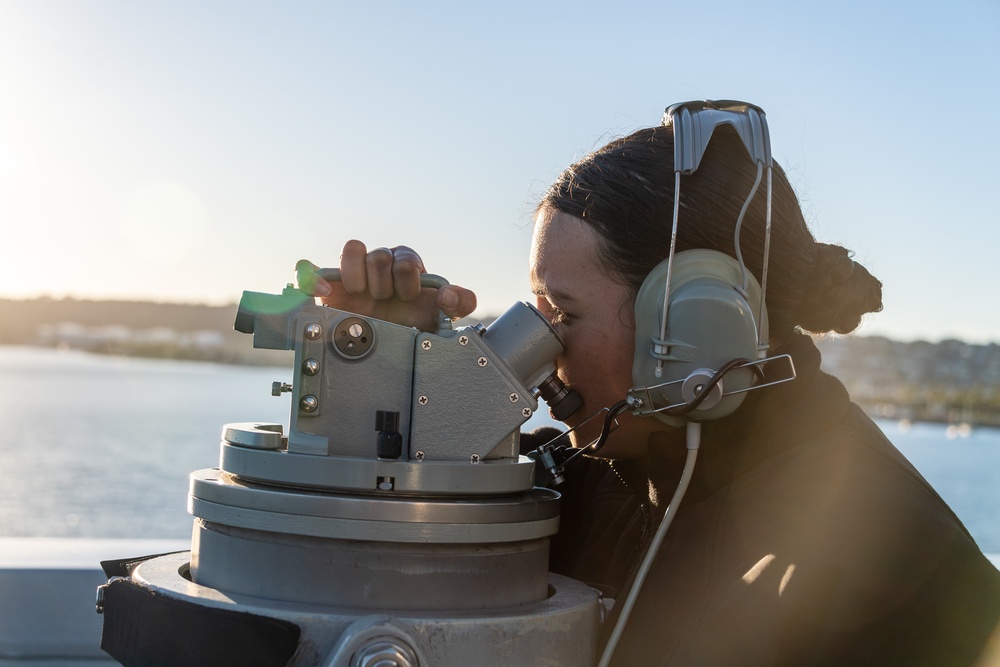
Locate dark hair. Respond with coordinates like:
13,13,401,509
538,125,882,344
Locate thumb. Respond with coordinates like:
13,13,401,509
437,285,477,320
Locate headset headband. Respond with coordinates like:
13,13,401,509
655,100,774,369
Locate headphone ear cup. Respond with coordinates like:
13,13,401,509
631,249,767,424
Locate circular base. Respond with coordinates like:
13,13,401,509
219,440,538,495
189,468,561,543
127,552,601,667
191,519,551,610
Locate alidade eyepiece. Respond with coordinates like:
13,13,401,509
537,375,583,421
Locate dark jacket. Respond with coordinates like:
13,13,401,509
527,334,1000,666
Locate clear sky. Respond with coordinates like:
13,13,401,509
1,1,998,343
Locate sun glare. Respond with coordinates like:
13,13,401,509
118,179,210,265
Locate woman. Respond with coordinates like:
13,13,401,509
299,106,1000,665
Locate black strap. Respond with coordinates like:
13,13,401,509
101,577,300,667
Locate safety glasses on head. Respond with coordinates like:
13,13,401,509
663,100,772,174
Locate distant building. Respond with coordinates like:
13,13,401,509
34,323,222,355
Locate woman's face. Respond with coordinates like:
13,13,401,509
530,208,663,457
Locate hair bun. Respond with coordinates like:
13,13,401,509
796,243,883,334
812,243,856,290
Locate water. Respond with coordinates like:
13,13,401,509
874,419,1000,554
1,346,998,555
0,346,291,539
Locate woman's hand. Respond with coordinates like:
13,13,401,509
296,241,477,332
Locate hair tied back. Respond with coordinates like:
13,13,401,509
812,243,856,291
798,242,882,335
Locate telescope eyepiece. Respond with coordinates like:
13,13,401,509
537,374,582,421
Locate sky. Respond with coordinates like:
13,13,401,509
1,0,998,343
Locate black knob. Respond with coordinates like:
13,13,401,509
377,431,403,459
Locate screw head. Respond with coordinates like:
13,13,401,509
509,393,519,403
477,356,488,367
459,335,469,345
300,395,319,412
96,576,125,613
417,395,428,405
522,407,532,418
421,340,432,350
414,450,425,461
355,640,418,667
302,358,320,376
470,454,480,464
304,323,322,340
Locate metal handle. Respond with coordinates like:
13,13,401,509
315,268,453,333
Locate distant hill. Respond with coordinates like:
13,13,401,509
0,296,286,365
3,296,1000,426
815,336,1000,427
0,297,236,339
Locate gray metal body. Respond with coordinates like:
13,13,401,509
98,286,600,666
237,292,563,494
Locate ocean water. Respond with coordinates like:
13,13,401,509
0,346,291,540
1,346,998,555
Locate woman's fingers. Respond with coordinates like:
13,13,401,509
294,258,331,297
365,247,395,300
363,245,426,301
296,242,478,331
339,240,369,294
390,246,426,301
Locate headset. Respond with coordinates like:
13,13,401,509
627,100,795,426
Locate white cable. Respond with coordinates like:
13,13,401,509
733,162,763,293
596,421,702,667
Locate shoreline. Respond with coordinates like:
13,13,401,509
5,343,1000,431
